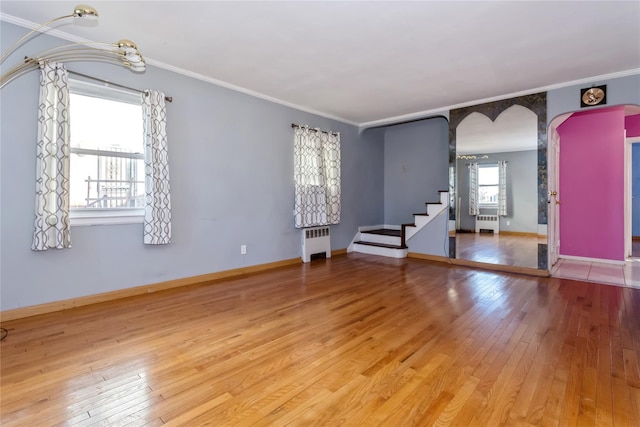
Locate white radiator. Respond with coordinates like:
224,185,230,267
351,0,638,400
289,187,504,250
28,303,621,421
475,215,499,233
301,226,331,263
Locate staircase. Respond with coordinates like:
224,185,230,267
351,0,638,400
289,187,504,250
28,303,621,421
350,226,407,258
349,191,448,258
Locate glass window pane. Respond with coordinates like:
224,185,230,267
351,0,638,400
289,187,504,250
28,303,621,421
69,93,143,154
478,185,498,205
478,166,499,185
70,153,145,208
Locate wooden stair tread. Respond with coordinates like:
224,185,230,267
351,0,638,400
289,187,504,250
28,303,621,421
361,229,401,237
354,241,406,249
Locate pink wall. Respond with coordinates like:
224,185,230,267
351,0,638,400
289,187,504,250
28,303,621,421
557,106,625,261
626,114,640,137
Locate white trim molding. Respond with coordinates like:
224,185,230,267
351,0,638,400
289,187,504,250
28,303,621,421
559,255,626,266
3,12,637,130
70,208,144,226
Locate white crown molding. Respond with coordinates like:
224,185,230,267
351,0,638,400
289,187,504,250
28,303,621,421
358,68,640,130
0,13,358,127
0,13,96,45
2,13,638,130
143,57,359,126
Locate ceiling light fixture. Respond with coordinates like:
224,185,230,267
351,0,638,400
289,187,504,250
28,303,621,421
1,4,98,63
0,5,145,88
456,154,489,160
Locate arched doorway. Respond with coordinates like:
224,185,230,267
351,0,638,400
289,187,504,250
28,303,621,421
548,105,640,271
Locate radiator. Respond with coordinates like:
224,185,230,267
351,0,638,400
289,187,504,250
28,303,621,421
475,215,499,233
301,226,331,263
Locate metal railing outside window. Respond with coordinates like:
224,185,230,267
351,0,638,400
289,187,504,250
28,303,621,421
70,146,145,209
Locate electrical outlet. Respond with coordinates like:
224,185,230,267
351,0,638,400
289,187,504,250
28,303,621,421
241,245,247,255
506,221,510,226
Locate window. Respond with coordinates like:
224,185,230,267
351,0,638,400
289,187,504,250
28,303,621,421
68,80,144,225
293,127,341,228
478,164,499,206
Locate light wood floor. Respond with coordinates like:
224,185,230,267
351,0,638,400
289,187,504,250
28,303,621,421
2,253,640,426
456,233,546,269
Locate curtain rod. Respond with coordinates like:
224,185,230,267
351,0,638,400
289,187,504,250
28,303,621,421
67,70,173,103
291,123,338,136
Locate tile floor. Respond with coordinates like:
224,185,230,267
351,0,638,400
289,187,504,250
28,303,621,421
551,257,640,289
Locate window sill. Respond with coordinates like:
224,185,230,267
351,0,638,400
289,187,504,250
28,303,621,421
70,209,144,226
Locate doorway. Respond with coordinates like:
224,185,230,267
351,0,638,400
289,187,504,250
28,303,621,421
548,105,640,269
632,139,640,257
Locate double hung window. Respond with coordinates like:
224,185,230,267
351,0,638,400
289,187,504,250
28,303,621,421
68,80,144,224
477,164,499,206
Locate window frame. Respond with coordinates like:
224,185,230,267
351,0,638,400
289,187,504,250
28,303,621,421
68,79,145,226
477,163,499,208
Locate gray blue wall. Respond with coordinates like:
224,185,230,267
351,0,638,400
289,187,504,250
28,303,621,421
456,150,538,233
2,20,639,312
382,118,449,225
0,22,384,311
406,213,449,257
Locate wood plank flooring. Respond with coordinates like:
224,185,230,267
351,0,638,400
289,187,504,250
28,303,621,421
456,233,546,269
2,253,640,426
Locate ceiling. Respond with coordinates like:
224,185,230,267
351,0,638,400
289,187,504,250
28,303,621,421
457,105,537,154
1,1,639,127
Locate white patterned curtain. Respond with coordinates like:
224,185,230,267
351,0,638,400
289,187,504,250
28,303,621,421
32,62,71,251
142,90,171,244
322,131,341,224
468,162,479,216
293,126,341,228
498,160,508,216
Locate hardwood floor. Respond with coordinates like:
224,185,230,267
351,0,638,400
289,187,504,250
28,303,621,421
456,233,546,269
2,253,640,426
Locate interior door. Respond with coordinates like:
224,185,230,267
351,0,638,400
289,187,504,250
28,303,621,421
547,128,561,267
625,133,631,258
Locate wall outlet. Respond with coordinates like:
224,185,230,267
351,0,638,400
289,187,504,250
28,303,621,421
506,221,510,226
240,244,247,255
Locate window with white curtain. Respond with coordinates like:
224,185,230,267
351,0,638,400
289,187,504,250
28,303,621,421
293,126,341,228
68,79,145,225
478,164,499,206
469,161,508,216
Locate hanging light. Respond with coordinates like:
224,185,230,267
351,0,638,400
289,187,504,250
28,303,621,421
124,52,143,63
72,5,99,19
1,5,99,63
0,5,146,89
117,39,139,54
